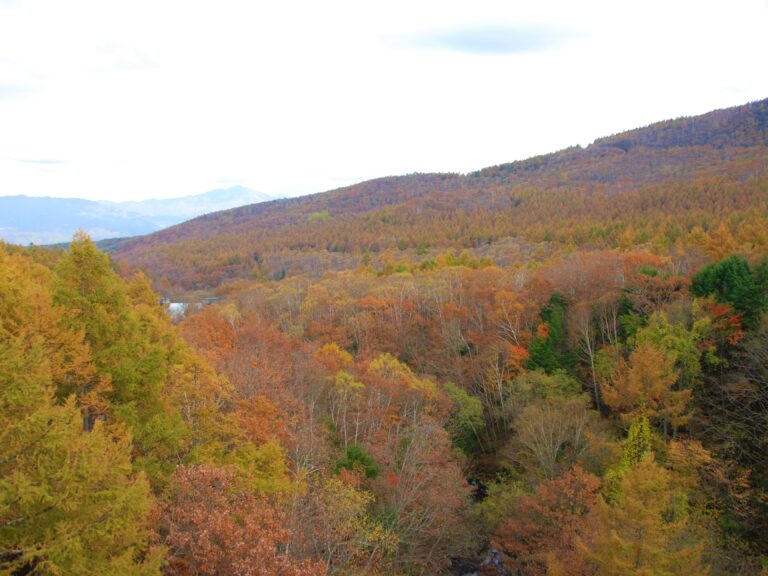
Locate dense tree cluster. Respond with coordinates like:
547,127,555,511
10,230,768,574
4,98,768,575
0,236,318,575
166,244,768,575
5,236,768,576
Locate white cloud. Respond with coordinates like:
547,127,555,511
0,0,766,201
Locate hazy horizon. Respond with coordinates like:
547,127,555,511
0,184,270,203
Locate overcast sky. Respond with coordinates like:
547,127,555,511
1,0,767,201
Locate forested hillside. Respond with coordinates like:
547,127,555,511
3,98,768,575
111,98,768,293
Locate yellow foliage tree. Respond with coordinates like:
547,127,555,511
580,455,708,575
601,343,692,436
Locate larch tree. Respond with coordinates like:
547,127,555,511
0,246,163,575
581,455,708,576
601,343,692,436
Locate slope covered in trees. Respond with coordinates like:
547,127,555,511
0,236,321,575
168,248,768,575
109,98,768,293
4,98,768,575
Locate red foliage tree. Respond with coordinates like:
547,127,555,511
493,466,601,576
161,465,325,576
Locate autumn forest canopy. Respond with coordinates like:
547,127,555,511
3,98,768,575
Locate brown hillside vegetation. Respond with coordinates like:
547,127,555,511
111,98,768,293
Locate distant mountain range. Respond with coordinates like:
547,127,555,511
0,186,273,245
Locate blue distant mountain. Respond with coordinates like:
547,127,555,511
0,186,273,245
